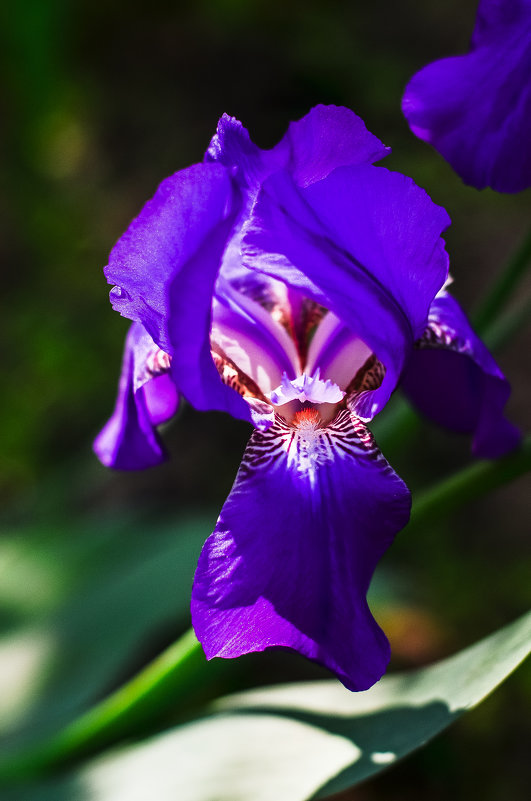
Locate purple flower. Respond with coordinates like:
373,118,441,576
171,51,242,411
402,0,531,192
95,106,519,690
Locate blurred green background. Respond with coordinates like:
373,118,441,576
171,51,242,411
0,1,530,798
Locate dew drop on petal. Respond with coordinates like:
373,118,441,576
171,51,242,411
110,285,130,302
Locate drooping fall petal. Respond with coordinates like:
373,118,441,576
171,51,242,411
192,411,410,691
94,323,178,469
402,292,521,457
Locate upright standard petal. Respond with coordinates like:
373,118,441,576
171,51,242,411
242,166,450,419
207,106,393,307
94,323,178,469
104,163,238,352
205,105,391,192
105,162,259,424
401,293,521,458
191,411,410,691
402,0,531,192
205,113,279,192
273,104,391,187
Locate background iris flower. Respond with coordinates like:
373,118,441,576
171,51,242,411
95,107,519,690
402,0,531,193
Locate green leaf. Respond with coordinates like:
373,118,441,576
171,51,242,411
9,610,530,801
0,516,212,750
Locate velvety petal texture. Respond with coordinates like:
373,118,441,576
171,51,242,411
402,0,531,192
192,411,411,691
402,292,521,458
164,188,260,425
213,281,300,388
242,166,450,419
94,323,178,469
105,162,261,425
271,104,392,186
206,104,390,191
208,105,392,302
105,164,238,351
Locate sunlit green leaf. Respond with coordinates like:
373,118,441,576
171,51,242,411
7,610,529,801
0,516,213,749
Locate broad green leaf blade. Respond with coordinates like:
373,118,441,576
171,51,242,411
0,516,212,750
218,609,531,798
9,610,530,801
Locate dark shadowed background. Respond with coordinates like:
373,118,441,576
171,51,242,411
1,1,530,799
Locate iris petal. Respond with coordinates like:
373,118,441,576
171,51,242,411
402,292,521,458
191,410,411,691
306,313,373,390
208,106,394,326
103,162,261,426
105,163,237,352
206,104,391,191
242,165,450,420
93,323,178,469
212,278,300,395
272,104,391,187
402,0,531,192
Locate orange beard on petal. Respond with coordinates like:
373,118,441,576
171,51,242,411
292,407,322,429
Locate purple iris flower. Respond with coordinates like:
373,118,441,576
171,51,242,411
94,106,519,691
402,0,531,192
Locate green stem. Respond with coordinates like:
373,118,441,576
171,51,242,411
482,294,531,351
408,434,531,534
373,396,420,455
473,226,531,336
1,436,530,783
0,629,205,781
